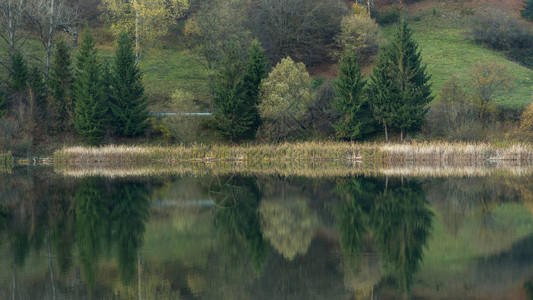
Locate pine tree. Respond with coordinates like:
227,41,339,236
28,67,46,108
368,46,399,142
368,19,432,142
333,51,375,141
0,90,6,117
50,40,74,130
73,28,108,144
241,41,269,139
211,49,255,142
109,32,148,137
11,52,28,92
389,19,432,141
522,0,533,21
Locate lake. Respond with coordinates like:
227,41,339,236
1,166,533,299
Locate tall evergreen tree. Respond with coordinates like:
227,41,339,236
333,52,375,141
522,0,533,21
73,28,108,144
50,40,74,130
28,67,46,108
368,19,432,142
10,51,28,92
211,49,256,142
109,32,148,137
389,19,432,141
367,46,399,142
0,90,6,117
241,41,269,139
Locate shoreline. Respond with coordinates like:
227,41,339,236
53,142,533,165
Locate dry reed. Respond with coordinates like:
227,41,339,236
53,142,533,167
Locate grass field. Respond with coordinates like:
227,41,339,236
400,10,533,107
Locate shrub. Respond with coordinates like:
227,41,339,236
506,48,533,69
471,8,533,50
425,77,482,141
469,59,514,120
372,6,400,25
164,89,204,143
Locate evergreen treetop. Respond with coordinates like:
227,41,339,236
333,51,375,141
109,32,148,137
50,40,74,130
73,28,108,144
522,0,533,21
11,52,28,92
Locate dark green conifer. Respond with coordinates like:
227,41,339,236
368,19,432,142
333,52,375,141
109,32,148,137
50,40,74,130
0,90,6,117
73,28,107,144
389,19,433,141
28,67,46,107
367,46,399,142
211,49,249,142
241,41,269,139
522,0,533,21
11,52,28,92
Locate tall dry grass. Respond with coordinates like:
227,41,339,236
53,142,533,167
54,160,533,179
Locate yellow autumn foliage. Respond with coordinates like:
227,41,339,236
101,0,189,61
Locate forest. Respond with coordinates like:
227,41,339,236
2,0,533,155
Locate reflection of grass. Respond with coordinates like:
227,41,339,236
0,151,13,172
54,142,533,167
419,203,533,288
54,160,533,179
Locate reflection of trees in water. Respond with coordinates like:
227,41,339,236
214,177,269,272
74,179,151,289
259,197,318,261
371,180,433,295
336,177,433,297
74,178,112,288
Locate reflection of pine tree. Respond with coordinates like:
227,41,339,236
370,180,433,295
74,178,111,289
110,183,150,285
214,177,269,273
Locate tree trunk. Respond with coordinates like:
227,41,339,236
384,121,389,143
44,0,55,88
400,128,404,143
134,0,141,65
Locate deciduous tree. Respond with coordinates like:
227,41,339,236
26,0,78,87
332,5,381,62
258,57,314,141
101,0,189,64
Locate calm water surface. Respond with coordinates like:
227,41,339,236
1,167,533,299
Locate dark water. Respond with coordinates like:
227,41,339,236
1,167,533,299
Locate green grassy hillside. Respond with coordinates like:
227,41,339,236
386,10,533,107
